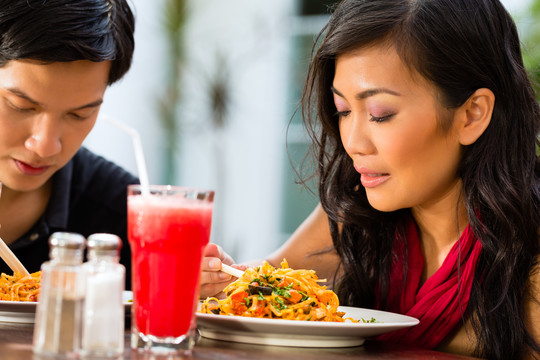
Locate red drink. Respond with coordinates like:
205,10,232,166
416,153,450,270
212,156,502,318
128,186,213,341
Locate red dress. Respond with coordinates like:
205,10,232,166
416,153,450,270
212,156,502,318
376,217,482,348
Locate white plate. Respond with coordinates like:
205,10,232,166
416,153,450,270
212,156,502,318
0,290,133,323
196,306,419,348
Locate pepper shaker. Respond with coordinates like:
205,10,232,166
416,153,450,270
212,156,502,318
33,232,86,358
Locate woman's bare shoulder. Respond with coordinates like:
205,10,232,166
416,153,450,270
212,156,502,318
266,203,341,283
436,320,478,358
524,254,540,358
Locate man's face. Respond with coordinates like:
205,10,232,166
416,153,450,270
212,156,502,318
0,60,110,193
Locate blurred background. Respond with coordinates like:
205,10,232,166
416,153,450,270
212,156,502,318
84,0,539,263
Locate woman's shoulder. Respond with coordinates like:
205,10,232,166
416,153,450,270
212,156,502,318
436,319,478,358
266,204,340,284
524,253,540,358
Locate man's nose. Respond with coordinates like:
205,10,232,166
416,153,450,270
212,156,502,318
24,114,62,158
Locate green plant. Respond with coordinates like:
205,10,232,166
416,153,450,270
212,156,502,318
519,0,540,154
157,0,188,185
521,0,540,98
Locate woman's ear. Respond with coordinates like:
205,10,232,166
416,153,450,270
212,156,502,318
454,88,495,145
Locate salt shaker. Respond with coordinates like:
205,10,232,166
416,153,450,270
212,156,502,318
81,233,125,358
33,232,86,359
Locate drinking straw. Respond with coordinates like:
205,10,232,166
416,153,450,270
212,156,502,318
101,115,150,196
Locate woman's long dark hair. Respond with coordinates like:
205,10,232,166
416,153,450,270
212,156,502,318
301,0,540,358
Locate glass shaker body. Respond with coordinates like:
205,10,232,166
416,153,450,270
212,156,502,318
33,232,86,359
81,233,125,358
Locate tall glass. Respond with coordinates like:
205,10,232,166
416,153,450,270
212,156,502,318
127,185,214,354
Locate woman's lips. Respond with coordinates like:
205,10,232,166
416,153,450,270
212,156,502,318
360,173,390,188
355,166,390,188
14,159,50,176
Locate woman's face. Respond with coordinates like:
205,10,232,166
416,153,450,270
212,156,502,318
332,44,463,212
0,60,110,194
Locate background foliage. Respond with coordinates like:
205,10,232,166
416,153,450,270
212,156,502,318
522,0,540,99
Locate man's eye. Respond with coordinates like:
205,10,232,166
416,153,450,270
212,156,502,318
6,100,35,112
68,112,95,121
69,113,84,120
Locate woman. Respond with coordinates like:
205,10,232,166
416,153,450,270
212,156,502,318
201,0,540,358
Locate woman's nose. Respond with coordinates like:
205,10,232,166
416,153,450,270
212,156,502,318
24,114,62,158
340,115,375,156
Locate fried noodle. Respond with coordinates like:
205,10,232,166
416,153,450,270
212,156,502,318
200,259,360,322
0,271,40,302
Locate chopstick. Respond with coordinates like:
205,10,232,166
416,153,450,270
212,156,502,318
0,237,29,276
221,263,244,278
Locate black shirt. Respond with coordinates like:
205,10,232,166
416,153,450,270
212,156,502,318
1,147,139,289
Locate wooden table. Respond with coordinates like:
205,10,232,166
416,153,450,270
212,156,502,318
0,322,479,360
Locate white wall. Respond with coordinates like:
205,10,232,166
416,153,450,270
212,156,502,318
84,0,295,262
174,0,294,261
84,0,534,262
503,0,531,13
85,0,168,184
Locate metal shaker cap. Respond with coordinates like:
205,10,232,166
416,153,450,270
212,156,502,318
87,233,122,252
48,232,85,250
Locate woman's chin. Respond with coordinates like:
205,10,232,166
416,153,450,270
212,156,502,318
366,196,402,213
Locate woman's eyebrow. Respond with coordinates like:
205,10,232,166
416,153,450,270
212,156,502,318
331,85,401,99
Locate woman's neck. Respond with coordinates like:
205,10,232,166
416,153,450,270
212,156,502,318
411,180,469,281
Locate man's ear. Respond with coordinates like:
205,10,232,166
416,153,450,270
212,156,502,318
454,88,495,146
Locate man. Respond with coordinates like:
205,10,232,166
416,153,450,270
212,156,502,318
0,0,138,288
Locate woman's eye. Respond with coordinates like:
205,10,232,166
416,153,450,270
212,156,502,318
335,110,351,118
370,114,394,123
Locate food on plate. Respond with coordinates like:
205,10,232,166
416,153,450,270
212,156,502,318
0,271,40,302
200,259,371,322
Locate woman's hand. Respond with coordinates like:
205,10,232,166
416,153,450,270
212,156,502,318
200,243,245,299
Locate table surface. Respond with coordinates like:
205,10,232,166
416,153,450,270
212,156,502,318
0,322,481,360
